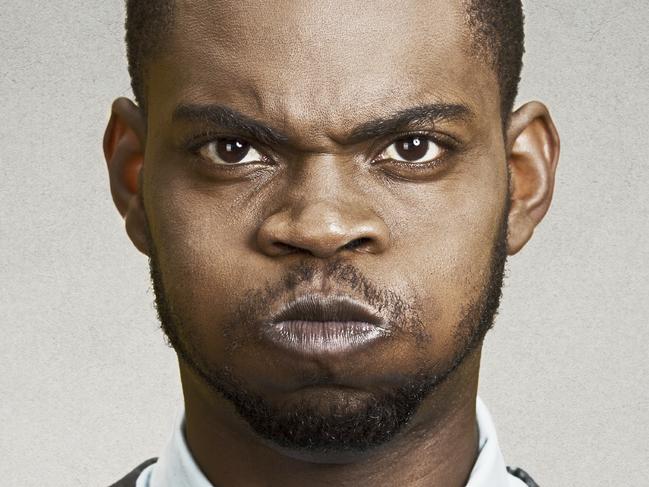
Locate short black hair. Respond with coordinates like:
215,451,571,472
125,0,524,121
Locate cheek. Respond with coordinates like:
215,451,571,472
144,171,259,357
141,126,507,381
391,173,506,354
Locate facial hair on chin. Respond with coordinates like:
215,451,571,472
142,197,510,454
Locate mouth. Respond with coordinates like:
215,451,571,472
261,294,390,356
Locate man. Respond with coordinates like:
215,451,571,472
104,0,559,485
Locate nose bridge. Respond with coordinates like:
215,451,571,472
288,154,351,208
256,156,390,258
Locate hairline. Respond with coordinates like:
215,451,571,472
127,0,520,128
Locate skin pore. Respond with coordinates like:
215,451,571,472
103,1,560,486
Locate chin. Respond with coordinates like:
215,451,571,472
193,361,448,462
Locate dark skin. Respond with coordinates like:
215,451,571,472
104,1,559,486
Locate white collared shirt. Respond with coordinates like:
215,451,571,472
136,397,528,487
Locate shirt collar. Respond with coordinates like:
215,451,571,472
138,396,522,487
467,397,526,487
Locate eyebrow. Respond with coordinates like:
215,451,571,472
173,104,290,146
172,102,472,147
346,103,473,144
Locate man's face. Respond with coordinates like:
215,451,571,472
141,0,508,454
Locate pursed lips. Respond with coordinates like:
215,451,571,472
262,294,390,355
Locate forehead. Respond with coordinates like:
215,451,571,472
149,0,499,136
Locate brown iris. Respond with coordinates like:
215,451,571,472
216,138,251,164
394,136,428,161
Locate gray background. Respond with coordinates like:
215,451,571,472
1,1,647,485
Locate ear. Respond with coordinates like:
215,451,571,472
505,101,560,255
103,97,150,255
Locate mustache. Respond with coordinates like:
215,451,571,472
226,257,428,347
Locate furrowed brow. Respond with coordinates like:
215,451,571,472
346,103,473,144
172,104,290,146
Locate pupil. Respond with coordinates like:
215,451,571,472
396,136,428,161
217,138,250,163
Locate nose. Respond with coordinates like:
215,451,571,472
256,166,390,259
257,201,390,258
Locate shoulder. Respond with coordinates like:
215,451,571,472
108,458,158,487
507,466,540,487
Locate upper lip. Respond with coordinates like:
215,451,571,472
269,294,386,328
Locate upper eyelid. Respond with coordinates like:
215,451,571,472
389,131,455,145
375,132,454,157
200,140,268,166
186,131,263,151
185,130,457,159
187,134,274,163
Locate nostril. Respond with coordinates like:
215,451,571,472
273,238,371,255
343,237,372,252
273,241,299,254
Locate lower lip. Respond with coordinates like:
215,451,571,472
262,320,389,355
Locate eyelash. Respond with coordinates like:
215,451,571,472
373,131,457,167
183,130,458,169
185,132,272,163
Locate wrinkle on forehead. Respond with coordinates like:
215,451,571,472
151,0,498,146
172,0,467,73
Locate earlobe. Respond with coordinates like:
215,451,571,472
505,101,560,255
103,97,150,256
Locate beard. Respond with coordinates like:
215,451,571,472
143,196,510,454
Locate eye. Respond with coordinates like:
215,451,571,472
379,135,443,164
199,138,264,165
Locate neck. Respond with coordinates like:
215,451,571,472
181,348,481,487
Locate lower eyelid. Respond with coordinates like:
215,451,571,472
198,141,267,165
381,142,444,162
